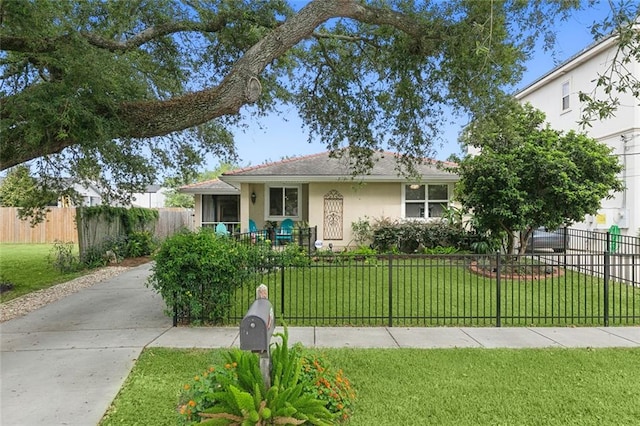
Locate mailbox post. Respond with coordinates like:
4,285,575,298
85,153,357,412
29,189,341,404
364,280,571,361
240,284,275,387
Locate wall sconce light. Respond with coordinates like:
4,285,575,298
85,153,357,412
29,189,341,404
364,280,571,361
251,191,257,204
409,184,421,190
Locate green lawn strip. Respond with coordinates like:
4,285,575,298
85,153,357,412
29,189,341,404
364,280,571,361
101,347,640,426
230,259,640,326
0,243,86,302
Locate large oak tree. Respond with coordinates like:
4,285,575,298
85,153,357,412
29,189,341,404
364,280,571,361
2,0,625,212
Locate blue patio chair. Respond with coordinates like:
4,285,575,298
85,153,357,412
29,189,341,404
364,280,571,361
249,219,266,241
215,222,230,236
275,218,294,245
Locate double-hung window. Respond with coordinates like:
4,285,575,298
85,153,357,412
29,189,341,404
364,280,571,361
405,184,449,219
268,185,299,218
561,81,570,111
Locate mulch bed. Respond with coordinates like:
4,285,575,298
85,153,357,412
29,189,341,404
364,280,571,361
109,256,153,268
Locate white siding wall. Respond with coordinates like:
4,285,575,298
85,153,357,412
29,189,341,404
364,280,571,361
517,40,640,235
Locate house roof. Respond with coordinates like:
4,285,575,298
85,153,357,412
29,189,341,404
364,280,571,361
220,151,458,184
179,178,240,194
515,35,615,99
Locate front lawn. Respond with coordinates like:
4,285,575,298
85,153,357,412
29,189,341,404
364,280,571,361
223,257,640,327
100,347,640,425
0,243,85,302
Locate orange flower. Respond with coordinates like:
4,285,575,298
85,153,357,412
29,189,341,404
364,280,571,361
179,405,187,415
188,400,196,407
232,362,238,368
337,403,344,410
183,384,190,390
225,363,231,369
194,375,200,381
208,366,215,372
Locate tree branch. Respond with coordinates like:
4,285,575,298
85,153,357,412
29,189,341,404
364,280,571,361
1,0,445,169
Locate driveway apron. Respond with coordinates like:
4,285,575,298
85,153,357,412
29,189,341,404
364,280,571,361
0,263,171,426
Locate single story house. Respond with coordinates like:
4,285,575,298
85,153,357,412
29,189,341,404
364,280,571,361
180,151,459,249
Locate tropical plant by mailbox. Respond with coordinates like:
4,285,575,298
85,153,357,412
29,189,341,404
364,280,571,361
178,328,355,425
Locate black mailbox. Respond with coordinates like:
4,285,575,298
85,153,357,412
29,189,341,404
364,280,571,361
240,298,275,352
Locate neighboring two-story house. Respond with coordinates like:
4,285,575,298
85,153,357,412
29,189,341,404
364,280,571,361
516,35,639,236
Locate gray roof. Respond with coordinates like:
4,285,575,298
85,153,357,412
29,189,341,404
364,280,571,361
221,151,458,184
179,178,240,194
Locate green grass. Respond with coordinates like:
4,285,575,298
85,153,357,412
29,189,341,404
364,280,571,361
225,258,640,327
101,347,640,425
0,243,86,302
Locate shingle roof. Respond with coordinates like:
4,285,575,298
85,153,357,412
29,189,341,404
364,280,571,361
222,151,457,183
178,178,240,194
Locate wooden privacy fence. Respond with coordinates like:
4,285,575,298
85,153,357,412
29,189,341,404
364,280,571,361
0,207,194,245
0,207,78,243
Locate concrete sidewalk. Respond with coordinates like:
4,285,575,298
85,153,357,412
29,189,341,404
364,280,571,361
151,324,640,350
2,263,640,426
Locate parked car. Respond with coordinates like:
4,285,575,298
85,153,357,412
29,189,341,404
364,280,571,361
525,227,568,253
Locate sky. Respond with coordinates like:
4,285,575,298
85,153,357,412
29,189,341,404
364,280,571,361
212,0,613,170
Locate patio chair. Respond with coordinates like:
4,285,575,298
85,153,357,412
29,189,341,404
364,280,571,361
249,219,265,241
275,218,294,245
215,222,230,236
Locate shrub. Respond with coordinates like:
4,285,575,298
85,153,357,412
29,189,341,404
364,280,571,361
350,217,373,247
125,230,156,258
148,229,252,324
48,240,80,273
178,328,355,425
372,220,473,253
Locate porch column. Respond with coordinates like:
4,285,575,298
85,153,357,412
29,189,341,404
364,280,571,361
240,183,250,232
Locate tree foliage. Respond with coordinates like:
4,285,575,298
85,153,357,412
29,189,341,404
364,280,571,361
0,165,72,224
1,0,581,209
455,102,624,254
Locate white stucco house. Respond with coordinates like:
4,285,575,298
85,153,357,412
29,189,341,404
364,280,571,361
516,35,639,236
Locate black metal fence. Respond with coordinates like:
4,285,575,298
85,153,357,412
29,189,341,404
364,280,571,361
233,226,318,254
527,227,640,255
171,226,640,327
219,252,640,327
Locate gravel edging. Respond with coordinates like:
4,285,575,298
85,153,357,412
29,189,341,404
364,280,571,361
0,266,131,323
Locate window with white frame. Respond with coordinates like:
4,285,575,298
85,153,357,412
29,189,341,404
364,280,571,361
405,184,449,218
268,185,300,218
561,81,570,111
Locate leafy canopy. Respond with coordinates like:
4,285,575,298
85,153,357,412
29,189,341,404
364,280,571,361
455,102,624,254
8,0,637,217
0,1,578,177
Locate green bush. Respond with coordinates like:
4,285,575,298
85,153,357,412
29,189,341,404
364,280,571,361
148,229,252,324
125,230,156,258
48,240,80,273
371,220,473,253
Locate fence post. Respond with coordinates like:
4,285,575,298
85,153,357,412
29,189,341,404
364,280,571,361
280,256,286,318
388,253,393,328
496,252,502,328
604,251,610,327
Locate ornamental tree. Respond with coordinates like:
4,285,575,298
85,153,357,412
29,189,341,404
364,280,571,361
455,102,624,255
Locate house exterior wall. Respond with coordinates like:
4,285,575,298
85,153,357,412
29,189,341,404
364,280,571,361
131,189,166,208
516,39,640,236
308,182,401,249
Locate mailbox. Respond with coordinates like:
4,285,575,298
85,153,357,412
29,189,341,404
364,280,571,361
240,298,275,352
